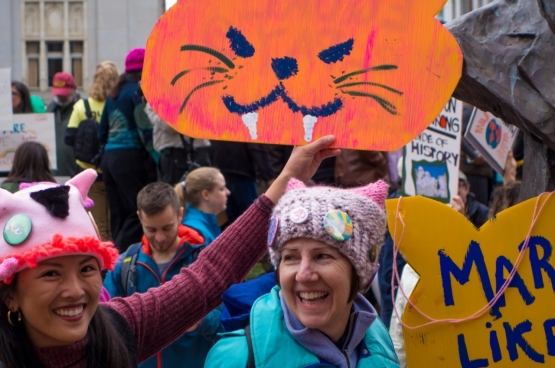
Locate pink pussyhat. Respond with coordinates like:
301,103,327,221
0,169,119,283
268,179,389,291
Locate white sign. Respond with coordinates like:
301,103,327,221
402,98,463,204
0,68,13,130
0,113,57,171
465,108,519,174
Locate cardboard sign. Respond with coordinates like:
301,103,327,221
0,113,57,171
401,98,462,203
143,0,463,151
465,109,519,174
0,69,13,130
386,194,555,367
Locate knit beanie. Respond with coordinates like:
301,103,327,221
268,179,389,291
0,169,119,284
125,48,145,72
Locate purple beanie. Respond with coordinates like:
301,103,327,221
268,179,389,291
125,48,145,72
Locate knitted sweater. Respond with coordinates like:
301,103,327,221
34,195,274,367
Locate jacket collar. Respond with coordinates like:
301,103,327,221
141,224,204,256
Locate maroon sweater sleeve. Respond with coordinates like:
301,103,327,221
105,195,274,362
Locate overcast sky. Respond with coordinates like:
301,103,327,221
165,0,177,10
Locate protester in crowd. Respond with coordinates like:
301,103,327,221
47,72,80,177
489,180,521,217
210,141,275,224
0,141,56,193
11,81,33,114
98,48,156,251
146,103,212,185
104,181,223,368
0,135,339,368
29,95,47,113
64,61,119,241
460,104,495,206
334,149,389,187
450,171,490,228
205,178,400,367
174,167,230,245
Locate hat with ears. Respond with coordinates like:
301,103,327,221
125,48,145,72
268,179,389,291
0,169,119,284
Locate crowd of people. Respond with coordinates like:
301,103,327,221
1,45,527,368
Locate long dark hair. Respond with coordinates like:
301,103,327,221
11,81,33,114
109,70,142,100
6,142,56,184
0,275,134,368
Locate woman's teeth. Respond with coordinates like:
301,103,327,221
299,291,328,302
54,305,84,317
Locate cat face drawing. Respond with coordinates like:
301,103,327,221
143,0,462,150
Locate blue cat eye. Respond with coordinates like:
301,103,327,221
226,27,255,58
318,39,354,64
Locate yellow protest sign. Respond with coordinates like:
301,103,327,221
386,194,555,367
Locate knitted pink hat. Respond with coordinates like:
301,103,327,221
269,179,388,291
0,169,119,284
125,48,145,72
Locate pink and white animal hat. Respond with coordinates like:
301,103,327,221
268,179,389,291
0,169,119,283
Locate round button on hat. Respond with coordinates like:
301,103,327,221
289,206,309,224
323,209,353,242
3,214,32,246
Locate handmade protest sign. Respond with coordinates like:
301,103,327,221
0,113,57,171
401,98,462,203
0,69,13,130
143,0,463,151
465,109,519,174
386,194,555,368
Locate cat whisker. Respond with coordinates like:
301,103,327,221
179,80,225,114
180,45,235,69
171,67,229,86
333,64,397,84
335,82,403,95
341,90,398,115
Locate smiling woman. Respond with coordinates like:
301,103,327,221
0,136,340,368
205,179,401,368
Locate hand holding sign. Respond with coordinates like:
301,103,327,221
386,194,555,367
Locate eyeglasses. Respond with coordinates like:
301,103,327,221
12,91,21,97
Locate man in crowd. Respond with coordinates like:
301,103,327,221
47,72,79,177
104,182,224,367
451,171,490,228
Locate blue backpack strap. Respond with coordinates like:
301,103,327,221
120,243,142,296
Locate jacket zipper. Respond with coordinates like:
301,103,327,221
342,312,358,368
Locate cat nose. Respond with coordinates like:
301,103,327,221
271,57,299,80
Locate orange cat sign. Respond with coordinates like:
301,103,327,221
387,194,555,367
143,0,463,151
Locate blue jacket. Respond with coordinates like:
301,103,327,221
104,227,224,368
182,204,221,245
205,286,400,367
98,79,152,152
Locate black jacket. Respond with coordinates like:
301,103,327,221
210,141,275,181
466,192,490,228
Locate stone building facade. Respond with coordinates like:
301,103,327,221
0,0,164,97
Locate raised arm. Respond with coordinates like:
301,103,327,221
105,136,340,362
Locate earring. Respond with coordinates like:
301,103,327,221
7,310,21,326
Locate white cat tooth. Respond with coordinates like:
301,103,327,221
303,115,318,142
242,112,258,140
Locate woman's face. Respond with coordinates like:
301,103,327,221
11,86,22,111
204,173,231,215
279,238,354,341
6,255,102,348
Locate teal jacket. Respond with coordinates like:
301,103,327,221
205,286,400,367
182,204,221,245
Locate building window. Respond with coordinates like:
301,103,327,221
22,1,85,91
71,41,84,87
26,41,40,88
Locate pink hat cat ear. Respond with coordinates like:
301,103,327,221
286,178,307,192
66,169,97,207
349,180,389,209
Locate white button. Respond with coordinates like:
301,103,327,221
289,207,309,224
362,349,368,355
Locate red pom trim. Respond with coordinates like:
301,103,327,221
1,234,119,284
